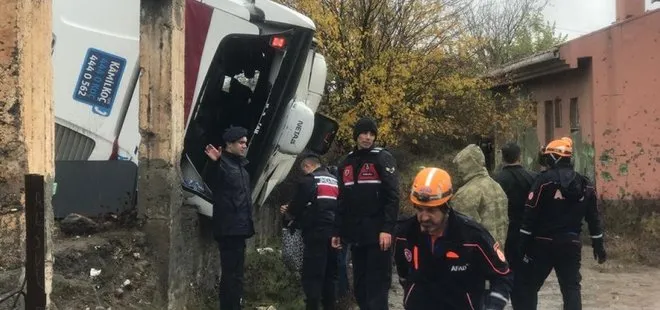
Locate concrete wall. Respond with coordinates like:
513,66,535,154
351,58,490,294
559,10,660,200
510,10,660,200
522,61,597,180
0,0,55,306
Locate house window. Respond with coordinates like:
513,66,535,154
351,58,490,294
554,98,562,128
570,97,580,132
544,100,554,143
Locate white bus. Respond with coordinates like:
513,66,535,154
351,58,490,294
51,0,338,217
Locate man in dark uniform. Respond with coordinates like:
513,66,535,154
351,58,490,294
516,137,607,310
332,117,400,310
204,126,255,310
281,153,339,310
494,142,538,269
394,167,512,310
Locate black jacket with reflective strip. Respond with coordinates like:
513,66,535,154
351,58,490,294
520,165,604,240
394,210,512,310
336,147,400,245
289,166,339,240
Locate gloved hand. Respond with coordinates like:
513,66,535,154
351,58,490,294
484,293,507,310
517,233,533,262
592,237,607,264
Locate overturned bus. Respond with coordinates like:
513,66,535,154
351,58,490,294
51,0,338,218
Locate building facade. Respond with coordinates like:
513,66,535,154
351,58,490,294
490,0,660,201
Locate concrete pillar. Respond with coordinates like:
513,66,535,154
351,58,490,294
138,0,185,307
0,0,54,308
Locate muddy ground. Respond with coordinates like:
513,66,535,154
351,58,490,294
388,247,660,310
3,226,660,309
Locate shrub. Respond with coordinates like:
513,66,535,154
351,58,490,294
243,249,305,309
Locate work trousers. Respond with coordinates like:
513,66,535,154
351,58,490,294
513,236,582,310
302,237,339,310
505,224,524,308
336,242,351,299
218,236,247,310
352,243,392,310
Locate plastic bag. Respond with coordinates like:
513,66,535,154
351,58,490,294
281,227,304,272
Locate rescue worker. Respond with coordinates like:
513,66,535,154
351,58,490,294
394,167,512,310
332,117,400,310
281,152,339,310
515,137,607,310
451,144,509,244
494,142,538,269
204,126,254,310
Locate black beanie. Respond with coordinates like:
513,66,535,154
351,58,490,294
222,126,249,144
353,117,378,141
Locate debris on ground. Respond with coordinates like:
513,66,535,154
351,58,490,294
60,213,99,236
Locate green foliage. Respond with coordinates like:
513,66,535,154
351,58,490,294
278,0,538,155
243,250,305,309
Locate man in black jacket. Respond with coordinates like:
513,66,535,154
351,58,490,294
332,117,400,310
494,142,537,270
394,167,512,310
516,138,607,310
282,153,339,310
204,126,254,310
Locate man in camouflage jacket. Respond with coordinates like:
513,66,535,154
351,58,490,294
450,144,509,245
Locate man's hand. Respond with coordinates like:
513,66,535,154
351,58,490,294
204,144,222,161
331,237,342,249
280,204,288,214
592,237,607,264
379,232,392,251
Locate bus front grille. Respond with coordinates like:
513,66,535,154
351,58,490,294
55,124,96,160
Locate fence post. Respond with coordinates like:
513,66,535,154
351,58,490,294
25,174,46,310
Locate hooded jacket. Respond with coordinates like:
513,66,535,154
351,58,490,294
450,144,509,244
520,164,603,239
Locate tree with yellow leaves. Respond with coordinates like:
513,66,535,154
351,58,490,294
280,0,535,153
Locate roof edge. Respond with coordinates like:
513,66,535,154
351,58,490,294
487,47,561,78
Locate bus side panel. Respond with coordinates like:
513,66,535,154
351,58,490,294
184,0,215,124
53,0,140,160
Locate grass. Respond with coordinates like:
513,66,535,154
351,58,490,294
600,198,660,266
243,249,306,309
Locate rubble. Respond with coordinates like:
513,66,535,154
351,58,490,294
60,213,99,235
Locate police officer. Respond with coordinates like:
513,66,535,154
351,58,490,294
394,167,512,310
516,138,607,310
332,117,400,310
282,152,339,310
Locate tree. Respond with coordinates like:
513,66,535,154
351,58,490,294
463,0,568,71
279,0,532,153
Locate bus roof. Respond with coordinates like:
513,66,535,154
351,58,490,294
200,0,315,30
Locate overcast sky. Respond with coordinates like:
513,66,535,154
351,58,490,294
544,0,660,39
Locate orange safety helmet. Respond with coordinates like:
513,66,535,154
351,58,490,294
544,138,573,157
410,167,453,207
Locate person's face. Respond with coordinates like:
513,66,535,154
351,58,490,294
357,131,375,150
226,137,248,157
300,161,316,174
415,205,447,235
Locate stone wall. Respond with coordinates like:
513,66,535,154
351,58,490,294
0,0,54,307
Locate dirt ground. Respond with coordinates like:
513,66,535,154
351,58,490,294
388,248,660,310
